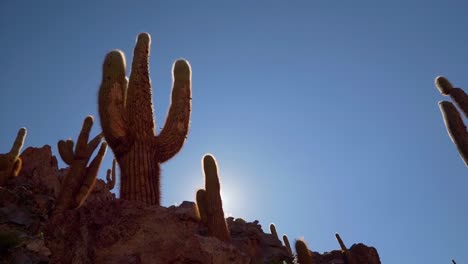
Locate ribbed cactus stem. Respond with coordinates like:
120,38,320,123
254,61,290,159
0,128,27,186
98,33,191,205
295,239,313,264
435,76,468,166
55,116,107,213
196,154,230,241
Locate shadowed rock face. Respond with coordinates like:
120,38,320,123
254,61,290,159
0,146,381,264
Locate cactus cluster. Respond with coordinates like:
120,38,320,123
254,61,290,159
55,116,107,213
196,154,231,241
98,32,192,205
0,128,26,186
435,76,468,166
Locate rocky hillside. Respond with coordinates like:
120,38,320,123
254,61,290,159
0,146,380,263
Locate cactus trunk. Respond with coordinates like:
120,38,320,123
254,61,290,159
118,142,159,204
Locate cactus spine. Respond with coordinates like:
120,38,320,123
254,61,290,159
98,33,191,205
0,128,26,186
295,239,313,264
435,76,468,166
106,159,116,190
55,116,107,212
196,154,230,241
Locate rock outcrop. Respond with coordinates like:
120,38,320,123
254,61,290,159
0,146,381,264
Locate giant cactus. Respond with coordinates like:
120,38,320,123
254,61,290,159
55,116,107,212
98,32,191,205
196,154,231,241
0,128,26,186
435,76,468,166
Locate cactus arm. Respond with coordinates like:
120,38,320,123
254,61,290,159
126,33,156,138
12,159,22,177
196,189,207,224
75,116,94,159
449,88,468,117
155,60,192,163
270,224,279,241
74,142,107,207
295,239,313,264
0,128,27,186
86,133,104,157
58,140,75,166
283,235,292,256
439,101,468,166
99,50,131,156
9,128,26,157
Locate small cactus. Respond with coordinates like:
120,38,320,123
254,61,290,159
55,116,107,212
106,159,116,190
98,33,191,205
435,76,468,166
0,128,26,186
295,239,313,264
196,154,230,241
335,233,357,264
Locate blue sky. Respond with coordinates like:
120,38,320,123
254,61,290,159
1,1,468,263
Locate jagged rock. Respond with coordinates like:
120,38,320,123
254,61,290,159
227,217,292,263
16,146,61,198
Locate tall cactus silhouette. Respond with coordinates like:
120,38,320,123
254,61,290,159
196,154,230,241
0,128,26,186
98,33,192,205
435,76,468,166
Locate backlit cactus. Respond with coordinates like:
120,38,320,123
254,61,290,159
98,32,191,205
435,76,468,166
0,128,26,186
55,116,107,212
295,239,313,264
196,154,230,241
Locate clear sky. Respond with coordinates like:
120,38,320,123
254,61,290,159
1,1,467,263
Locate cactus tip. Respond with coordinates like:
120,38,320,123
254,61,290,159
435,76,453,96
137,32,151,44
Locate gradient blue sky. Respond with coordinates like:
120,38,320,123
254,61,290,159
1,1,467,263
